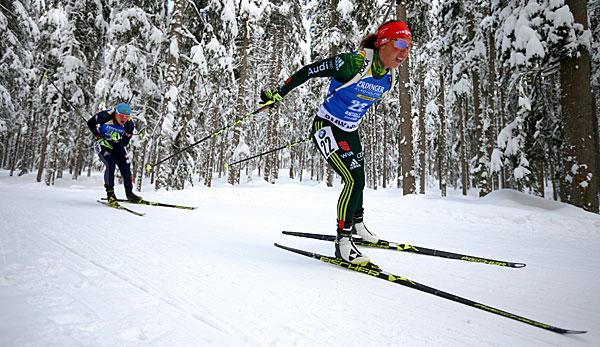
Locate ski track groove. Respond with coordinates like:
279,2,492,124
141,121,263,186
40,232,237,340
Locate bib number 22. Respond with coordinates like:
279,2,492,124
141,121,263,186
314,126,338,159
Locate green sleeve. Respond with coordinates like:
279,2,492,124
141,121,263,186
277,53,365,97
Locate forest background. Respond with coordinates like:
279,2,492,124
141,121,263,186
0,0,598,213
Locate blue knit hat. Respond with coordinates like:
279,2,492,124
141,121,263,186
115,102,131,115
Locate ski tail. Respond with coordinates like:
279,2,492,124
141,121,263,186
274,243,585,335
282,231,336,241
282,231,526,268
101,198,197,210
97,200,145,216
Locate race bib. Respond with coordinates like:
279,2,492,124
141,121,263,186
314,126,339,159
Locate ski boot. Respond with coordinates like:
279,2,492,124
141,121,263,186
352,211,379,243
105,185,118,207
125,189,143,203
335,225,371,265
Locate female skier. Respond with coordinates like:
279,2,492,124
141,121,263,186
260,21,412,264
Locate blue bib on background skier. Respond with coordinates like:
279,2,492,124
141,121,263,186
99,113,126,142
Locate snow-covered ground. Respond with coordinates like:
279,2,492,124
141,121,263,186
1,170,599,346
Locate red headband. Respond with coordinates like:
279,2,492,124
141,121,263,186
377,21,412,47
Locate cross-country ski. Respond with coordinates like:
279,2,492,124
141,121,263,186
282,231,527,268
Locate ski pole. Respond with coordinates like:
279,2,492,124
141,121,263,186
42,70,88,122
42,71,146,136
145,104,273,171
224,137,310,168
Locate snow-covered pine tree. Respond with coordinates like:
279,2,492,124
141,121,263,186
66,0,109,181
99,2,163,190
0,1,38,176
192,0,238,187
35,4,86,185
492,0,598,211
154,0,196,191
436,0,467,196
558,0,599,212
408,1,435,194
395,2,416,194
261,0,304,184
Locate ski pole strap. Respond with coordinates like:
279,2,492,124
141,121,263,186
225,137,310,168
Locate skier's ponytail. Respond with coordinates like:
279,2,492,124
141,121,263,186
359,33,378,49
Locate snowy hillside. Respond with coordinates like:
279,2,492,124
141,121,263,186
1,170,599,346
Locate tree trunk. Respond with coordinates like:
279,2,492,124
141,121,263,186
19,115,34,176
9,131,22,176
418,63,426,194
36,112,50,182
136,138,148,192
228,19,250,185
205,136,216,187
264,21,282,184
72,121,86,180
44,95,63,186
438,69,447,197
499,79,508,189
459,98,468,196
370,111,378,190
157,0,184,189
396,3,415,195
559,0,599,213
383,111,389,189
473,65,487,196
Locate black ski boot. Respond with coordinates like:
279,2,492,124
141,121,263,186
125,189,143,203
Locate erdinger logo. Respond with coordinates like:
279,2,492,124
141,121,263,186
357,81,385,93
318,129,327,139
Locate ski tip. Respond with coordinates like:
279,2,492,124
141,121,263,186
512,263,526,268
274,243,303,254
560,330,587,334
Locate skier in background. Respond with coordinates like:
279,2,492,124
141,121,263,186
87,102,142,206
260,20,412,265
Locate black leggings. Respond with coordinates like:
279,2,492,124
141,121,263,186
311,116,365,230
94,142,133,191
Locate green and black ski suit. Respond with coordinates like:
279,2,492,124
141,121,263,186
278,49,394,230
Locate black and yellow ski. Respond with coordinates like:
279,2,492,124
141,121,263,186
97,200,145,216
274,243,585,335
101,198,197,210
282,231,526,268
